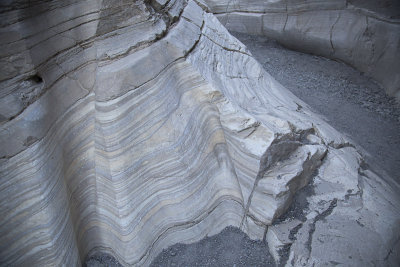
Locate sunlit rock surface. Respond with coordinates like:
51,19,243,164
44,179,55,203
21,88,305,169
0,0,399,266
205,0,400,100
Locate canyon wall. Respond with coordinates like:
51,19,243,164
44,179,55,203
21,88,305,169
205,0,400,100
0,0,399,266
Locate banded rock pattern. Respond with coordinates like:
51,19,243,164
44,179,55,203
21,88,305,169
0,0,399,266
205,0,400,100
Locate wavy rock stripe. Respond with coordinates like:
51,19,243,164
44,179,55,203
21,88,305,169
0,0,399,266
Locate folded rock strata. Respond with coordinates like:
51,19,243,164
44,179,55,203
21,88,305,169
0,0,399,266
205,0,400,100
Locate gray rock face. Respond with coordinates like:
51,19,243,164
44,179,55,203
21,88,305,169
205,0,400,100
0,0,399,266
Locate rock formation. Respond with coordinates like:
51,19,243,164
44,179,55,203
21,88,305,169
0,0,399,266
205,0,400,100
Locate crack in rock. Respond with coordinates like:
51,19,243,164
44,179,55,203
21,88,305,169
241,126,322,228
277,223,303,266
306,198,338,258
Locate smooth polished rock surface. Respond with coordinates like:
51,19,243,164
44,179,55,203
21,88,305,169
0,0,399,266
206,0,400,100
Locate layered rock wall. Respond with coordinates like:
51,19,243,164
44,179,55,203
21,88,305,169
205,0,400,100
0,0,399,266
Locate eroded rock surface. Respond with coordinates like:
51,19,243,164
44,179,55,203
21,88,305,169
233,31,400,185
205,0,400,100
0,0,399,266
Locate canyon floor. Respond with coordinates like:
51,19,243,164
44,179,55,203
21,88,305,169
87,33,400,267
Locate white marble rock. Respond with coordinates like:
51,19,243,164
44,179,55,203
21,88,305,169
0,0,399,266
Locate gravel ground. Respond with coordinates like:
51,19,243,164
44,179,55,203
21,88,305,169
85,254,123,267
151,226,275,267
232,32,400,182
86,32,400,267
86,227,275,267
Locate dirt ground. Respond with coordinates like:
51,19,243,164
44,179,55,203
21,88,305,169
86,32,400,267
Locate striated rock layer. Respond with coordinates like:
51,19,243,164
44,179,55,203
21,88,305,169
205,0,400,100
0,0,399,266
